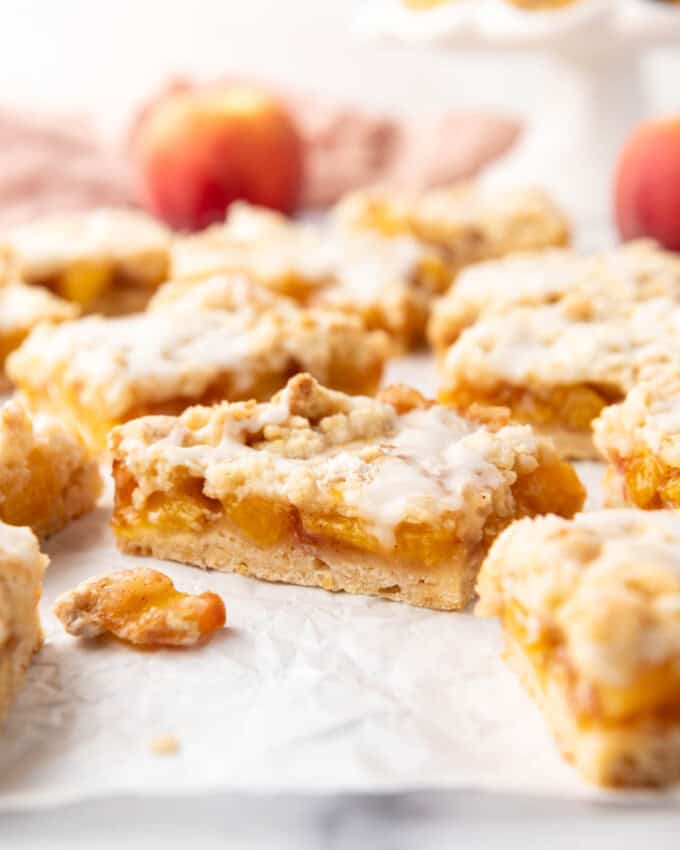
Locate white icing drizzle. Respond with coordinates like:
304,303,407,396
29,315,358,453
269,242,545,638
117,395,541,549
6,208,169,274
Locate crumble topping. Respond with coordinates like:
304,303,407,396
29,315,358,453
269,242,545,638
4,208,170,276
110,374,552,547
148,272,287,314
429,240,680,349
0,281,79,334
7,294,389,418
441,297,680,394
477,510,680,688
172,201,442,299
594,370,680,468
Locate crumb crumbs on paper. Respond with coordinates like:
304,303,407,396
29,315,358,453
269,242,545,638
150,735,180,756
53,567,226,647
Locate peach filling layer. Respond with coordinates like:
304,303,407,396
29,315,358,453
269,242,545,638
505,602,680,728
440,381,622,433
112,455,584,571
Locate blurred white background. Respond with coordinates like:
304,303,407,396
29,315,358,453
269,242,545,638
1,0,678,136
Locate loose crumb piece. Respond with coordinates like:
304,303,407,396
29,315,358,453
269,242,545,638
150,735,180,756
53,567,226,647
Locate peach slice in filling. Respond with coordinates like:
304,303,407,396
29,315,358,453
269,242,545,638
614,450,680,510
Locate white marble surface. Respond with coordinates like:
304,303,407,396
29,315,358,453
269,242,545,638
2,791,680,849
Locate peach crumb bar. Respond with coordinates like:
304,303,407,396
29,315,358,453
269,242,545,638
3,208,171,314
171,202,450,350
334,184,570,276
0,521,46,724
109,373,584,611
0,401,101,538
594,370,680,510
428,240,680,355
477,510,680,788
7,278,389,452
438,298,680,460
0,281,79,390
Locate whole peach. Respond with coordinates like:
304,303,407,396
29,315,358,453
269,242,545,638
615,118,680,251
135,86,304,231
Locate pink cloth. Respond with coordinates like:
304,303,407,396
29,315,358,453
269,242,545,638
0,91,521,226
0,109,134,227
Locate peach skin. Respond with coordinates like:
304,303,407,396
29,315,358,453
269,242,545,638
615,118,680,251
135,86,304,231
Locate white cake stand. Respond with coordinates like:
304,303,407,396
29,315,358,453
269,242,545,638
356,0,680,223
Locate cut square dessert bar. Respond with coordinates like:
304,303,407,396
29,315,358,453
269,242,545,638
428,240,680,355
593,370,680,510
0,401,101,538
110,373,585,610
7,281,389,451
0,281,79,390
477,510,680,788
334,184,570,276
0,521,46,724
3,208,171,314
438,298,680,460
171,202,450,349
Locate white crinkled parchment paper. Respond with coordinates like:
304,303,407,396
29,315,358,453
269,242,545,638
0,357,668,809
